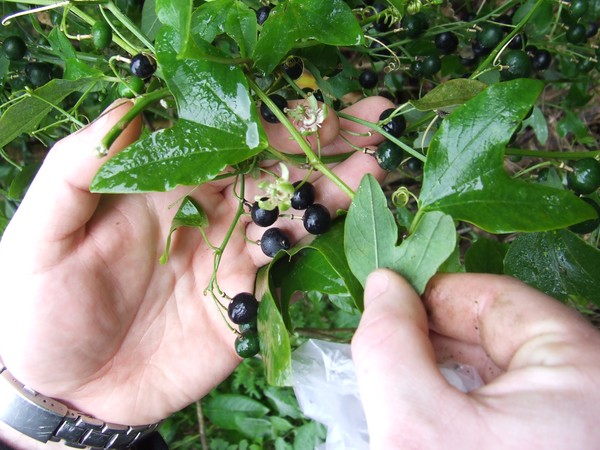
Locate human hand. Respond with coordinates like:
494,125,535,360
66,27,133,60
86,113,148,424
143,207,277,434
0,96,393,426
352,269,600,449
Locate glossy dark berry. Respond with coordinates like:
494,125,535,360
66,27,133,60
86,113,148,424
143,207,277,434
283,56,303,80
239,318,257,333
291,181,316,210
418,55,441,76
260,94,288,123
376,140,403,171
251,200,279,227
130,53,156,79
569,197,600,234
478,24,504,49
228,292,259,324
531,49,551,70
303,203,331,235
359,69,378,89
25,62,53,87
401,13,428,38
91,21,112,50
569,0,588,19
493,14,513,29
585,21,598,38
235,330,260,358
2,36,26,61
373,3,392,32
567,158,600,195
405,156,423,173
507,33,526,50
577,58,594,73
501,50,532,80
566,24,586,44
434,31,459,54
256,5,272,25
260,227,291,257
471,40,491,57
379,108,406,138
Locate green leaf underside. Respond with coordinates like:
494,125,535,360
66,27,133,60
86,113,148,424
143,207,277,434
160,196,207,263
252,0,364,74
0,79,95,150
274,220,364,318
410,79,487,111
419,79,596,233
256,265,293,387
191,0,257,58
345,174,456,294
504,230,600,307
91,27,267,193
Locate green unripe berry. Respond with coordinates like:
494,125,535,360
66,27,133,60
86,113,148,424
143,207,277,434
235,330,260,358
566,24,586,44
478,24,504,49
501,50,532,80
2,36,27,61
376,141,404,171
91,21,112,51
117,76,144,98
569,0,588,19
568,158,600,195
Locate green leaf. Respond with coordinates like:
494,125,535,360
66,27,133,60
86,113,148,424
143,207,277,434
345,174,457,294
160,196,207,263
156,0,192,53
7,162,41,200
252,0,363,74
504,230,600,307
141,0,161,41
263,386,302,420
91,28,267,193
557,109,594,145
465,237,509,274
203,394,269,430
191,0,257,58
522,106,548,145
64,58,104,80
47,28,76,59
410,79,487,112
256,264,293,387
0,79,95,150
419,79,596,233
274,220,364,313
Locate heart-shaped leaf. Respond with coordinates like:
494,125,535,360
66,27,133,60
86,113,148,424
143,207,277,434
345,174,457,294
156,0,193,53
252,0,363,74
419,79,596,233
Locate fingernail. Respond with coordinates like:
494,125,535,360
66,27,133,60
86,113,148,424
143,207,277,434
364,270,390,308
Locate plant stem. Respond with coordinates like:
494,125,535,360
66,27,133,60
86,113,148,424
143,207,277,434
105,0,154,52
97,88,170,156
338,112,427,163
195,400,209,450
249,79,355,199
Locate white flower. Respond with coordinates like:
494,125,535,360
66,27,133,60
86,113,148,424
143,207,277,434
286,94,328,136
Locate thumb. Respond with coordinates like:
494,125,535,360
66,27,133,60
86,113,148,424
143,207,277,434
352,269,454,447
8,99,141,243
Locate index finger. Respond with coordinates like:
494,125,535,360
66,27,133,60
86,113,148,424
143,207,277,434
423,273,600,371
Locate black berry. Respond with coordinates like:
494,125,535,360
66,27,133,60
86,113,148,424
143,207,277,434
260,94,288,123
235,330,260,358
251,200,279,227
2,36,26,61
401,13,428,38
303,203,331,235
291,181,316,210
283,57,303,80
359,69,378,89
507,33,527,50
379,108,406,138
376,140,403,171
531,49,551,70
260,227,291,257
435,32,458,54
130,53,156,79
256,5,272,25
25,62,53,87
228,292,259,324
471,40,491,57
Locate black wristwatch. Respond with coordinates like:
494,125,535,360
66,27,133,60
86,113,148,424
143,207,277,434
0,360,162,449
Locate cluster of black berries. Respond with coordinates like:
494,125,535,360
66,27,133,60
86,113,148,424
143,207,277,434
228,292,260,358
251,181,332,258
371,107,409,173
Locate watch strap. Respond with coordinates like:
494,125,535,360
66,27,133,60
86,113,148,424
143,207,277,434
0,362,160,449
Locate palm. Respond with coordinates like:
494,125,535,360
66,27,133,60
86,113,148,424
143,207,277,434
0,97,392,426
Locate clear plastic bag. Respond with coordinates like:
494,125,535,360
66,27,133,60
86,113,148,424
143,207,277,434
291,339,484,450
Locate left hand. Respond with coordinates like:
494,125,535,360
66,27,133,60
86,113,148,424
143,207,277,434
0,96,392,426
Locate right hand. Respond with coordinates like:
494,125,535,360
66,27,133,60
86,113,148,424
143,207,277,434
352,269,600,449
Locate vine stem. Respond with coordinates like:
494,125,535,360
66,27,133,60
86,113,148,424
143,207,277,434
248,79,355,200
471,0,545,80
97,88,170,156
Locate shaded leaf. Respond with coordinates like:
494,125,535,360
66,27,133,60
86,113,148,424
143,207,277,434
419,79,596,232
465,237,509,274
160,196,208,263
504,230,600,307
345,174,457,294
203,394,269,430
410,79,487,112
141,0,161,41
252,0,363,74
